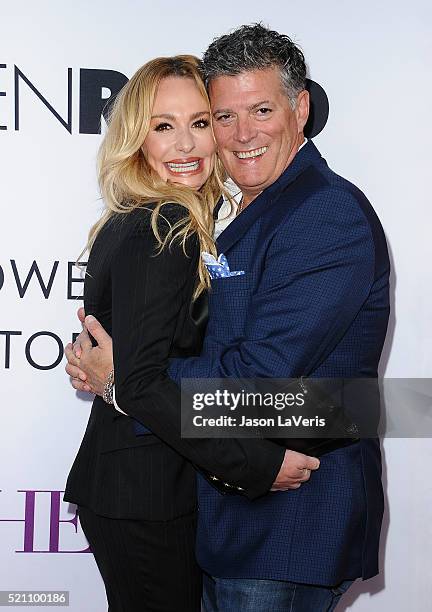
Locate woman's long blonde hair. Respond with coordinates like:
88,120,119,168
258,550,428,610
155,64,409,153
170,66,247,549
88,55,226,297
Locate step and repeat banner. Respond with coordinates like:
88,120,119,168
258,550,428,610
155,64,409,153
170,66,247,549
1,1,431,610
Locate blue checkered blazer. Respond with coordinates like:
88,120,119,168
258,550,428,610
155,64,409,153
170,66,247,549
169,141,389,586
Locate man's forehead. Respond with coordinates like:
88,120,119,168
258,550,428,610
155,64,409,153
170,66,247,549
208,67,284,108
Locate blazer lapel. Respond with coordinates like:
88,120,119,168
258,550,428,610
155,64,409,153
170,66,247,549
216,141,322,254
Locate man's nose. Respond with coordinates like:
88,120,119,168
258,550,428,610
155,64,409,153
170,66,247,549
234,117,257,144
175,128,195,154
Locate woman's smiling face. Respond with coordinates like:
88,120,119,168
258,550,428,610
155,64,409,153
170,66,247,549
142,76,216,190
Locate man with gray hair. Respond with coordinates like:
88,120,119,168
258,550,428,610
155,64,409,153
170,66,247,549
67,23,389,611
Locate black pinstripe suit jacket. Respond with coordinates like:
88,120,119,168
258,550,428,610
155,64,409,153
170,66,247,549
64,204,284,520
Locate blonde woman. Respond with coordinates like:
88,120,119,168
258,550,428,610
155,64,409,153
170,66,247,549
64,56,285,612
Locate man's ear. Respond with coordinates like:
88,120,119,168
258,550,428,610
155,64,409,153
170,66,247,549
296,90,310,133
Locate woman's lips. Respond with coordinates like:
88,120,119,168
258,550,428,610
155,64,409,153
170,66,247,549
165,158,203,175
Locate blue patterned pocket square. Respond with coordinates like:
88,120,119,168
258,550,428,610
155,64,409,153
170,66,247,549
202,252,245,280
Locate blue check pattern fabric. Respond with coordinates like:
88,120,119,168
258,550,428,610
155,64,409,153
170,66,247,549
168,141,389,586
202,252,245,279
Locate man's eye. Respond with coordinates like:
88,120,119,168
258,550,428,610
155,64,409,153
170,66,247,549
256,107,272,115
193,119,210,129
216,114,232,122
154,123,172,132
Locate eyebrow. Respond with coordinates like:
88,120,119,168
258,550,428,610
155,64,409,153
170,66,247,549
248,100,272,111
151,110,210,120
213,100,273,115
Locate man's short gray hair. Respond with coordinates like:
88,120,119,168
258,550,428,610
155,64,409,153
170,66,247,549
202,23,306,109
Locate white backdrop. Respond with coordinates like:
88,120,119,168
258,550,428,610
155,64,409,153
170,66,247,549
1,1,431,610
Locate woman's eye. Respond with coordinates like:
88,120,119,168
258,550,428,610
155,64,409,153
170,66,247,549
193,119,210,129
154,122,172,132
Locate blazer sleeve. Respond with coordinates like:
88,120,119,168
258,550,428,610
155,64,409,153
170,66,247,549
168,186,377,381
111,208,284,501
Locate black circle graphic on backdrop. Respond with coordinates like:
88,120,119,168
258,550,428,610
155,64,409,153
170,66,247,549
304,79,329,139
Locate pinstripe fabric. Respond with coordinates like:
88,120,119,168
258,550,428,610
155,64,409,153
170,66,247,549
78,506,201,611
64,206,206,609
64,206,203,521
168,141,390,585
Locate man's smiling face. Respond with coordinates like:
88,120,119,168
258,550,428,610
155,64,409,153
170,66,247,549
209,67,309,204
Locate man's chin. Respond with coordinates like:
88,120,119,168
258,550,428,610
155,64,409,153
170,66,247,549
227,164,272,186
232,175,270,192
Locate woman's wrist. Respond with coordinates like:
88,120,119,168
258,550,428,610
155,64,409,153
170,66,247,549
102,369,115,404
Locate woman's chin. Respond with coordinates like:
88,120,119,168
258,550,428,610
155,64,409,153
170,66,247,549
169,175,208,190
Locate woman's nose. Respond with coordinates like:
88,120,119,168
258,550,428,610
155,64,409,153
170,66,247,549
175,128,195,154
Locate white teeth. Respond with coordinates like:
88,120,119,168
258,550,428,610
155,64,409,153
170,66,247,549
234,146,268,159
167,160,200,172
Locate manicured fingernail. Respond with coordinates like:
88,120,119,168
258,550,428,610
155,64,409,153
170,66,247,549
86,315,95,323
